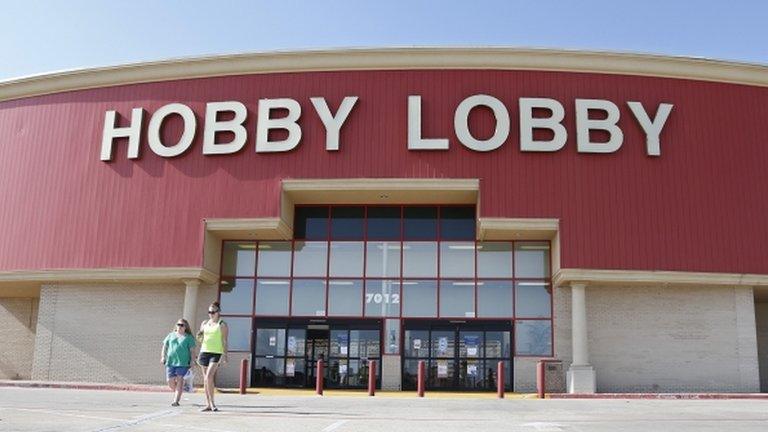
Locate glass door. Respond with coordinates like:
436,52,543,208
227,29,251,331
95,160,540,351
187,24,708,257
305,328,329,387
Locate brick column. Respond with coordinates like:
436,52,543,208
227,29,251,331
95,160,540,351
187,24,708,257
567,282,596,393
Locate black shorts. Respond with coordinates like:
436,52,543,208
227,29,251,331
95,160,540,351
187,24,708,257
198,352,222,367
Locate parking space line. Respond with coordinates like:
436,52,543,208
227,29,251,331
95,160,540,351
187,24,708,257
321,419,349,432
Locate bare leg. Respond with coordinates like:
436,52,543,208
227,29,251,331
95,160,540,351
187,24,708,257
207,362,220,409
198,362,212,409
173,376,183,404
167,377,176,393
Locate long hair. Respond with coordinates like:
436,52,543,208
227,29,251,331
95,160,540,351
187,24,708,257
173,318,193,336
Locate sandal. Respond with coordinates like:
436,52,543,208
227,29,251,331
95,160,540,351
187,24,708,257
212,406,219,412
171,402,180,407
200,406,212,412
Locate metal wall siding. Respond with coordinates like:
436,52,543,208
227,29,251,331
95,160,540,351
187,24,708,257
0,70,767,274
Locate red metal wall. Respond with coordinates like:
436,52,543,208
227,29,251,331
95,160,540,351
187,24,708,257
1,70,767,274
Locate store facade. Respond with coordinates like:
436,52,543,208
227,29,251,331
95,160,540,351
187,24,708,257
1,48,767,392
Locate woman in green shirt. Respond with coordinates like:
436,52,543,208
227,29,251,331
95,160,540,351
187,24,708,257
161,318,196,407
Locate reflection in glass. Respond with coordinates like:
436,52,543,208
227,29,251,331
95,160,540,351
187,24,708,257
366,206,401,239
477,242,513,278
439,242,475,278
384,319,400,355
515,282,552,318
292,241,328,277
439,280,475,318
404,329,429,358
224,317,252,351
402,242,437,277
403,207,437,240
364,280,400,317
254,280,290,316
515,320,552,356
431,330,455,357
365,242,401,278
485,331,511,358
439,207,476,240
254,357,285,386
291,279,326,316
402,280,438,317
255,328,285,356
286,328,306,356
257,242,292,277
477,280,513,318
350,330,380,358
514,242,550,278
329,242,364,277
331,207,364,239
328,280,363,316
219,278,254,315
221,242,256,277
294,206,329,240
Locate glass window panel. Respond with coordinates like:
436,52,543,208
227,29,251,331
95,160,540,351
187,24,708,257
458,359,485,389
439,242,475,278
329,241,364,277
330,207,364,240
291,279,327,316
404,329,430,358
459,331,484,358
429,359,455,389
365,242,401,278
254,280,290,316
485,331,511,358
477,242,513,278
364,280,400,317
514,242,551,278
515,282,552,318
403,206,437,240
253,357,285,386
286,328,306,357
347,359,369,387
328,280,363,316
440,207,476,240
292,241,328,277
402,280,438,317
515,320,552,356
402,359,421,390
477,280,514,318
294,206,329,240
439,280,475,318
485,360,512,390
255,327,285,356
257,242,292,277
284,358,305,386
350,330,380,358
326,358,348,387
384,319,400,355
431,330,455,357
402,242,437,278
221,242,256,277
219,278,254,315
366,206,401,239
223,317,252,351
330,330,349,357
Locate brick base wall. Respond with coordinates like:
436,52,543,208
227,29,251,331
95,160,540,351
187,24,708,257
0,298,38,380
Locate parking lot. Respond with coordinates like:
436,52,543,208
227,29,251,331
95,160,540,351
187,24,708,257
1,387,768,432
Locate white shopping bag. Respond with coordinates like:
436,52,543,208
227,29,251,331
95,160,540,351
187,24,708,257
182,369,195,393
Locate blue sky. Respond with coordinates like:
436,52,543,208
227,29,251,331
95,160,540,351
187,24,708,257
1,1,766,81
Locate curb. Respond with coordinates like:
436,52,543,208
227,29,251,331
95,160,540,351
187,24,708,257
0,380,170,393
548,393,768,400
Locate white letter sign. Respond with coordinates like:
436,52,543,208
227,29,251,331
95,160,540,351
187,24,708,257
256,98,302,153
627,101,674,156
202,101,248,155
454,94,510,152
147,103,197,158
519,98,567,152
310,96,358,151
575,99,624,153
408,95,449,150
100,108,144,161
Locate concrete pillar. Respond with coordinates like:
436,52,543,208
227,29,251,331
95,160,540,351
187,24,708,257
182,279,200,325
567,282,596,393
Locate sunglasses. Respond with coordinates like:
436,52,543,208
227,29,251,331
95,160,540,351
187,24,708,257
176,323,185,327
208,310,219,314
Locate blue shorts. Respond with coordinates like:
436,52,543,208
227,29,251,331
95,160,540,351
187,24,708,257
166,366,190,379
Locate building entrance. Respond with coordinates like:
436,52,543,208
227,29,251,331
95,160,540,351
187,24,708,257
252,319,381,389
402,320,513,391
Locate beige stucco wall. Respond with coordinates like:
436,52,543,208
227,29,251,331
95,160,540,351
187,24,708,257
0,297,38,379
585,285,759,392
755,302,768,392
31,283,217,385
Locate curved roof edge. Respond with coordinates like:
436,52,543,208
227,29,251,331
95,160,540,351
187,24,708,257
2,47,768,102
